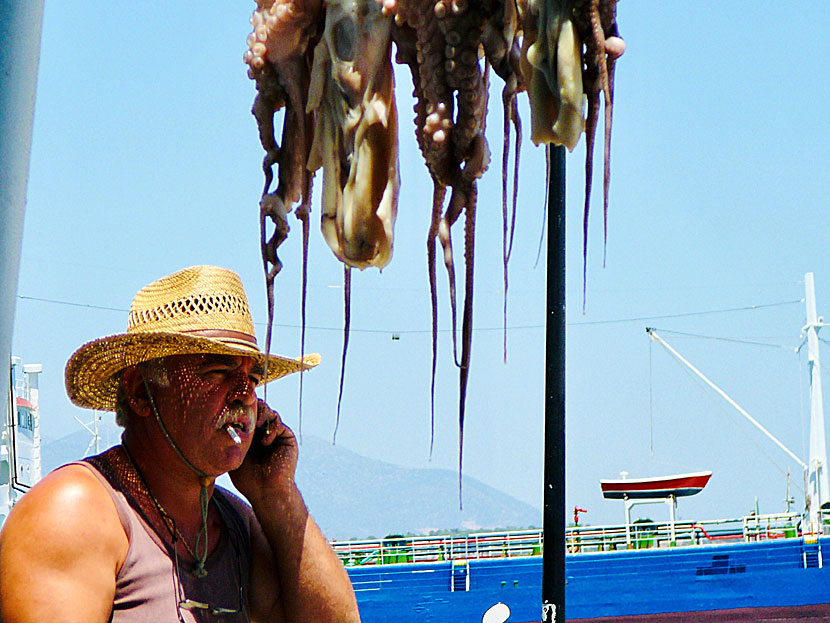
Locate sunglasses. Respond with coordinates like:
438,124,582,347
171,527,245,621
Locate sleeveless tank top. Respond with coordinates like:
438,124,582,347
71,456,253,623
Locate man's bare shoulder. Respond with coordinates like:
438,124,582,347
0,465,129,623
0,464,128,566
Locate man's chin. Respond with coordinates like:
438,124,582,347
214,446,248,475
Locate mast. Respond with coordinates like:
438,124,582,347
648,273,829,532
804,272,828,530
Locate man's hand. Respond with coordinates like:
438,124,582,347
230,400,361,623
229,399,298,500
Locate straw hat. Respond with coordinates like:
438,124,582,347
65,265,319,411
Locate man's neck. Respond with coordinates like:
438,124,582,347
121,430,216,537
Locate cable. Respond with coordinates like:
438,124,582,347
653,339,804,493
649,328,796,350
570,299,803,326
17,295,128,313
18,293,806,338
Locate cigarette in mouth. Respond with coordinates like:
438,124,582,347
226,425,242,445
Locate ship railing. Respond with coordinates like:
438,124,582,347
740,511,802,540
565,521,700,552
331,513,807,566
564,514,804,552
331,530,544,567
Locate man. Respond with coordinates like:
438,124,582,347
0,265,361,623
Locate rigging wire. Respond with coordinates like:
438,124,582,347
651,337,805,495
17,294,805,336
16,295,127,313
648,328,796,350
648,337,654,458
571,299,803,327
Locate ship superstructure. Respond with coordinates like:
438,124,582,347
1,356,43,525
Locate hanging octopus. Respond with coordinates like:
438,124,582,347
244,0,623,500
305,0,401,435
519,0,624,299
245,0,399,436
244,0,323,383
377,0,524,497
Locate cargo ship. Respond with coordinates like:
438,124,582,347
335,491,830,621
333,274,830,622
0,356,43,525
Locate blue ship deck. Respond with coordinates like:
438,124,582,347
335,516,830,622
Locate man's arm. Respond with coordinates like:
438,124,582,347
0,465,127,623
230,401,360,623
247,481,360,623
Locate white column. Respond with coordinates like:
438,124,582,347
0,1,46,445
667,496,676,544
805,273,829,530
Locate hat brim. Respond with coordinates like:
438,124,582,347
65,331,320,411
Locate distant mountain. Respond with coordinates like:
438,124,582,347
41,425,123,474
41,422,541,540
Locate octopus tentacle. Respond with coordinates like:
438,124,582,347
438,189,465,368
582,61,599,309
457,184,476,508
427,183,446,459
251,69,283,197
501,86,521,362
507,97,521,268
572,0,621,296
259,192,290,406
391,19,450,457
418,9,456,185
439,2,489,179
587,0,612,260
297,198,310,440
501,96,511,362
246,0,322,409
603,24,623,262
333,266,351,444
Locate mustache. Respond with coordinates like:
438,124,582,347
215,404,256,432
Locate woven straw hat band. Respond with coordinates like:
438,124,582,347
127,266,258,348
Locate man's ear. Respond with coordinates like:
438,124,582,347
122,366,152,418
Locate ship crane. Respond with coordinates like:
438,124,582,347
646,271,828,534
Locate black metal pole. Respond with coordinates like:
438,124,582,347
542,144,566,622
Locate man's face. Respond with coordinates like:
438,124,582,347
146,353,265,475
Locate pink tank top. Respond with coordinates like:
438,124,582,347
73,459,253,623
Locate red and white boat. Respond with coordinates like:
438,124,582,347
600,470,713,500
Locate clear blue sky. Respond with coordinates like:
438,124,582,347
11,1,830,527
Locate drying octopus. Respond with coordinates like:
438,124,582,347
244,0,623,495
520,0,625,298
244,0,399,432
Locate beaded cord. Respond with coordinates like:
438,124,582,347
121,443,203,563
142,375,213,578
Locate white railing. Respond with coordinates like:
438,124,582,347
332,512,809,567
332,530,543,567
